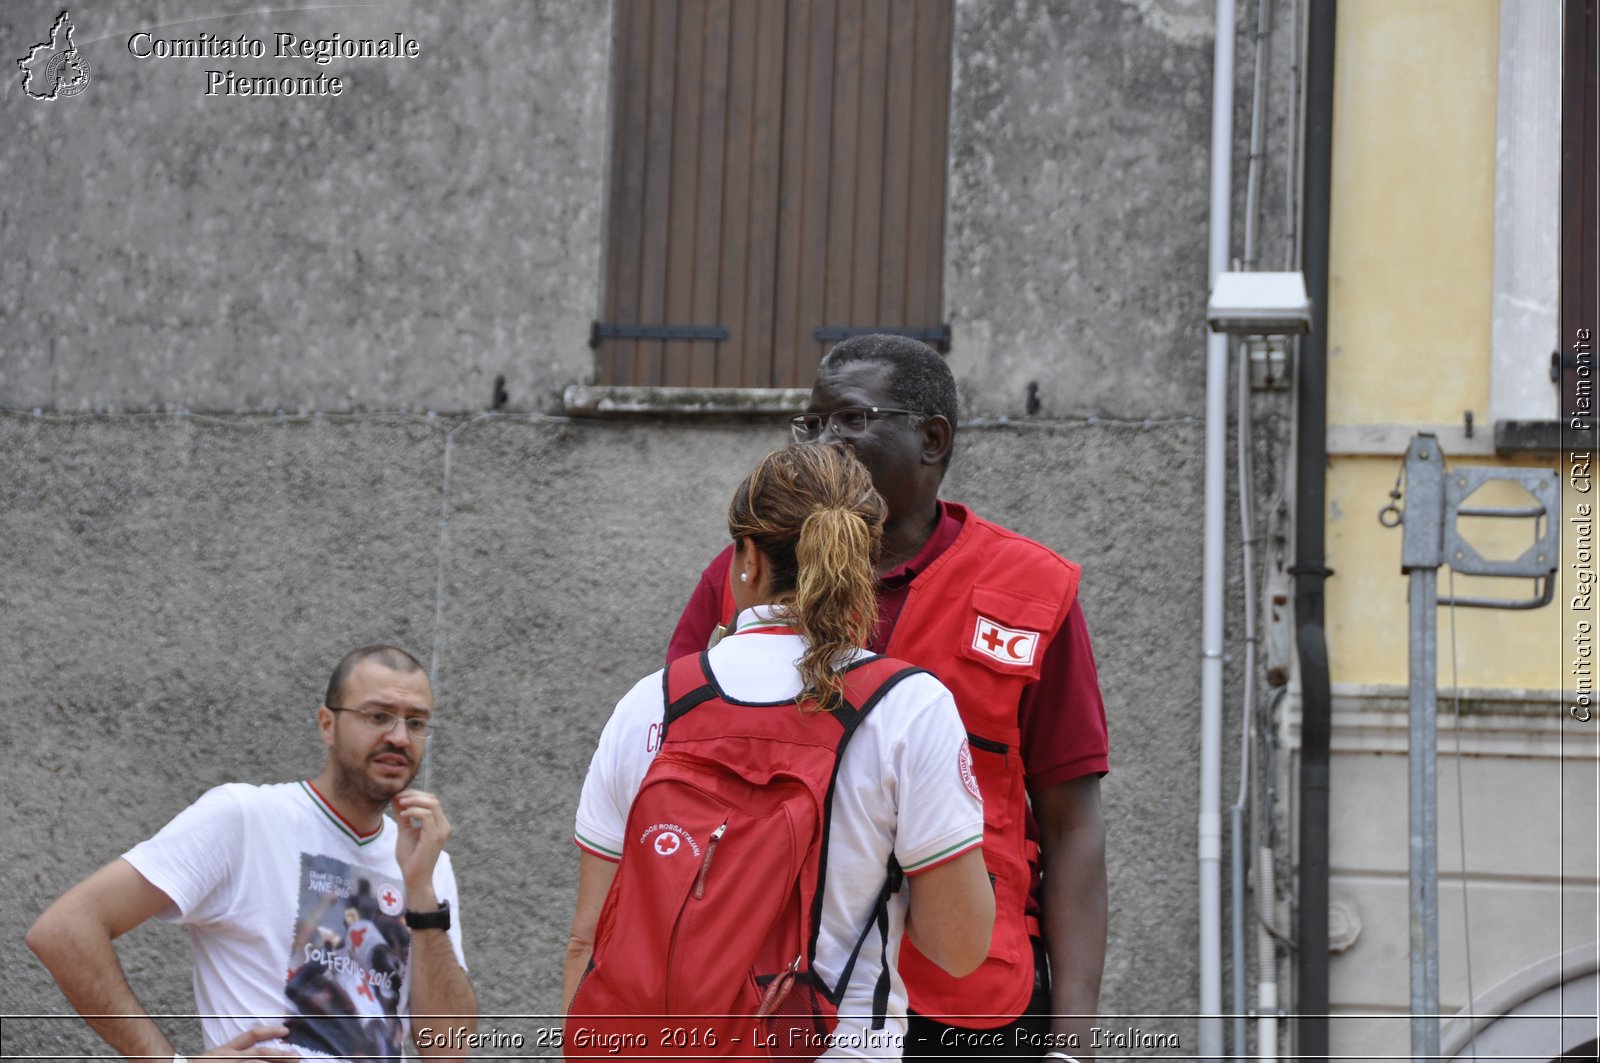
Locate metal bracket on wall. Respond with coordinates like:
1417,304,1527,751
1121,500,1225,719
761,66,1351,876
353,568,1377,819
1247,336,1294,391
1439,464,1559,607
589,322,729,348
812,325,952,352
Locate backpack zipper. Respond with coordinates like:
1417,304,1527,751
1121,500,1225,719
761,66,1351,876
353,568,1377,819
692,821,727,899
755,954,804,1018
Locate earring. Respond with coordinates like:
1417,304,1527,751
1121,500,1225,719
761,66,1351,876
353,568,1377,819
739,572,749,583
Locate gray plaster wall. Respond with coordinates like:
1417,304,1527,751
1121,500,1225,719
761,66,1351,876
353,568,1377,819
1,0,1299,1057
2,415,1213,1058
946,0,1297,419
1,0,610,414
1,0,1293,420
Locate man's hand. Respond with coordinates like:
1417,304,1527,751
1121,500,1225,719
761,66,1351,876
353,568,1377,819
193,1022,298,1059
392,789,478,1058
391,789,450,900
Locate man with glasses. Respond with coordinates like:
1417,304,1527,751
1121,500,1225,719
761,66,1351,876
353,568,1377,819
27,645,476,1062
668,335,1108,1060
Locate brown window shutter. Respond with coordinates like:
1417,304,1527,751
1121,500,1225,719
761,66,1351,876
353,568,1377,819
1562,0,1599,429
596,0,953,389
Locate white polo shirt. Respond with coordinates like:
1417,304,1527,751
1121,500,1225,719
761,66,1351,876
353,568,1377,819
575,607,984,1059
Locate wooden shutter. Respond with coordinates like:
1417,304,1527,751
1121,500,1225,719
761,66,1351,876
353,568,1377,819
595,0,953,389
1562,0,1598,428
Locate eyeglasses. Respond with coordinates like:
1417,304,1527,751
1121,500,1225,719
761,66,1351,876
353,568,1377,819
790,406,919,443
327,706,437,738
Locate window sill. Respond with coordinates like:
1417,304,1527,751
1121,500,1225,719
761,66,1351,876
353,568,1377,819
1493,420,1597,452
562,385,810,419
1325,421,1596,455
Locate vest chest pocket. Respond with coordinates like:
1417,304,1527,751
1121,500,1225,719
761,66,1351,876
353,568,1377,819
956,586,1059,681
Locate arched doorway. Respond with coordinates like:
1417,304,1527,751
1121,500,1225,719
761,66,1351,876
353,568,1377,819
1443,944,1599,1060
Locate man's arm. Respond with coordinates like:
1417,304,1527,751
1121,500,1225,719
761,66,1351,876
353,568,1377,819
562,850,619,1013
1035,776,1107,1055
392,790,477,1060
665,546,734,663
25,859,291,1060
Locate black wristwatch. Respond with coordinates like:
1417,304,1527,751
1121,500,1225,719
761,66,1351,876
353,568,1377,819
404,899,451,930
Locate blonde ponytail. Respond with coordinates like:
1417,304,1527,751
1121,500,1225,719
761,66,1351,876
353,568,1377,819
793,506,879,707
727,444,886,711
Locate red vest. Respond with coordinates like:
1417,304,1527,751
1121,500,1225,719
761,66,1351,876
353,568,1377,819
715,505,1079,1025
883,507,1079,1025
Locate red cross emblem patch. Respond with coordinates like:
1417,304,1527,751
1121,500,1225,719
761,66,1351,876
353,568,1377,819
972,616,1039,667
377,883,404,916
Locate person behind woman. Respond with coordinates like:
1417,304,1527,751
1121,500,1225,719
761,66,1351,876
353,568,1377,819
564,442,995,1059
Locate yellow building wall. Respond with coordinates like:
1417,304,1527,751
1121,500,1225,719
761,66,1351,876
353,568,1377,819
1326,458,1563,689
1327,0,1497,429
1315,8,1585,1059
1325,0,1564,693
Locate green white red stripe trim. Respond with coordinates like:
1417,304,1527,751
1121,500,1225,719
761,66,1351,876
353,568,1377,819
730,615,798,636
300,780,383,846
574,831,622,862
901,834,984,875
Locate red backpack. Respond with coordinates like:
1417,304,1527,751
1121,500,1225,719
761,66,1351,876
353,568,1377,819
565,651,925,1060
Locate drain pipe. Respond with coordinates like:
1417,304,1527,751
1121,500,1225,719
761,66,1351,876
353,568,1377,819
1232,0,1276,1057
1293,1,1337,1058
1200,0,1237,1057
1256,844,1281,1060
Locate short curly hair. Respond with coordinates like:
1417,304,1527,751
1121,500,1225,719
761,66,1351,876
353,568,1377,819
819,334,959,468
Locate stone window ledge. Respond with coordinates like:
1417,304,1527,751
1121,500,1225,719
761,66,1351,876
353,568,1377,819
562,385,810,418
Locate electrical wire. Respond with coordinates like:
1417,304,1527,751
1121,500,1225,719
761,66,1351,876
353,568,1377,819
420,411,494,792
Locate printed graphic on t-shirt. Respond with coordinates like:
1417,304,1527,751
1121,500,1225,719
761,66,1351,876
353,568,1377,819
284,853,411,1061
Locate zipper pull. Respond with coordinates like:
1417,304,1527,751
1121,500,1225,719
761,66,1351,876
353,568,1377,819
693,822,727,899
755,955,804,1018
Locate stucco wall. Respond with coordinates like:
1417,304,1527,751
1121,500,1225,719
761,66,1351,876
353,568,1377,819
2,0,1291,422
1,414,1217,1057
0,0,610,413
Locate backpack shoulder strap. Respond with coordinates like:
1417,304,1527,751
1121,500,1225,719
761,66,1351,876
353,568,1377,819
808,656,928,1028
660,650,719,738
826,656,930,744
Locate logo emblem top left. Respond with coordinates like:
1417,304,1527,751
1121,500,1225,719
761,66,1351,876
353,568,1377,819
18,11,91,101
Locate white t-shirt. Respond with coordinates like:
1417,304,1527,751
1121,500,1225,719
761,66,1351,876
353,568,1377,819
123,781,465,1061
575,609,984,1059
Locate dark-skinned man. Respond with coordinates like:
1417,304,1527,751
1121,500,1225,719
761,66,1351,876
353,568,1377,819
27,645,477,1062
667,334,1108,1061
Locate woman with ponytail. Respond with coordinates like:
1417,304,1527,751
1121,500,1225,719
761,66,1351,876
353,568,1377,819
565,443,994,1060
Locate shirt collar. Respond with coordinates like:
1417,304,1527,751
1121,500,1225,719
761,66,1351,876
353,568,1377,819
879,500,962,587
733,603,798,633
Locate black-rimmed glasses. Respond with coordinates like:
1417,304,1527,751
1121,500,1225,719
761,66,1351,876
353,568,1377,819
790,406,919,443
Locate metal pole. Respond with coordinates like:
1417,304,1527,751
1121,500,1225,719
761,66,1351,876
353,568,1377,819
1392,435,1557,1061
1400,435,1443,1061
1407,566,1440,1060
